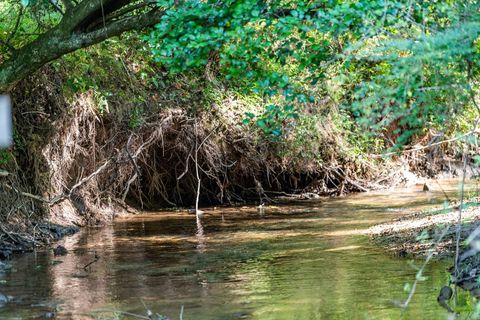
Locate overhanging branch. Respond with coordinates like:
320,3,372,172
86,1,151,31
0,0,163,93
60,0,131,34
61,0,76,12
72,8,161,47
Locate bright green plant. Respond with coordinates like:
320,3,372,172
129,106,144,129
148,0,480,147
0,150,12,166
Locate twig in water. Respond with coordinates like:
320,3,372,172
83,251,100,271
454,155,468,283
194,118,201,216
141,299,154,319
433,180,452,203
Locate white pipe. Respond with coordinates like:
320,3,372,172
0,95,12,149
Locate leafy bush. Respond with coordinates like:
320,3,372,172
149,0,480,148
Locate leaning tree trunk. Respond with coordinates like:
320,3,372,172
0,0,162,93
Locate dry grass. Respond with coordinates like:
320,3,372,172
0,64,462,254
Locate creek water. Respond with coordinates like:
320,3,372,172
0,181,478,319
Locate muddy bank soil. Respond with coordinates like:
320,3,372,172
0,223,78,259
369,197,480,257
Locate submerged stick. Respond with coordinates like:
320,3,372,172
454,155,467,281
83,251,100,271
194,118,201,216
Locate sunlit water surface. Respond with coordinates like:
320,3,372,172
1,180,479,319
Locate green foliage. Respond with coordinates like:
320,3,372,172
0,150,11,166
0,0,61,58
93,91,111,116
148,0,331,132
129,106,144,129
347,21,480,147
56,37,162,124
149,0,480,147
244,104,298,137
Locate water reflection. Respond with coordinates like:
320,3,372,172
50,229,112,319
196,216,206,254
0,181,476,319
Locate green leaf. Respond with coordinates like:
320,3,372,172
256,119,267,129
271,128,282,136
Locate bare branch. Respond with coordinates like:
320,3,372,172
4,184,50,203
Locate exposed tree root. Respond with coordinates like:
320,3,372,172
0,66,470,256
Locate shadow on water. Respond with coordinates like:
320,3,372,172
0,181,477,319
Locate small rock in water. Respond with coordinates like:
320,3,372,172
187,209,204,216
44,312,56,318
438,286,453,301
397,249,408,258
232,311,250,319
423,183,430,192
437,286,454,313
53,245,68,256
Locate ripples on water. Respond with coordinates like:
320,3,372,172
0,181,477,319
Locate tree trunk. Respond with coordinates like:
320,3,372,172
0,0,161,93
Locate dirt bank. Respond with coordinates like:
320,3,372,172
369,192,480,302
0,63,386,257
369,197,480,257
0,52,474,258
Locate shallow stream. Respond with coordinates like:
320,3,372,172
0,181,477,319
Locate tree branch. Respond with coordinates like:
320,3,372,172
48,0,65,15
86,1,151,31
61,0,76,12
69,8,161,50
59,0,131,34
0,4,162,92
